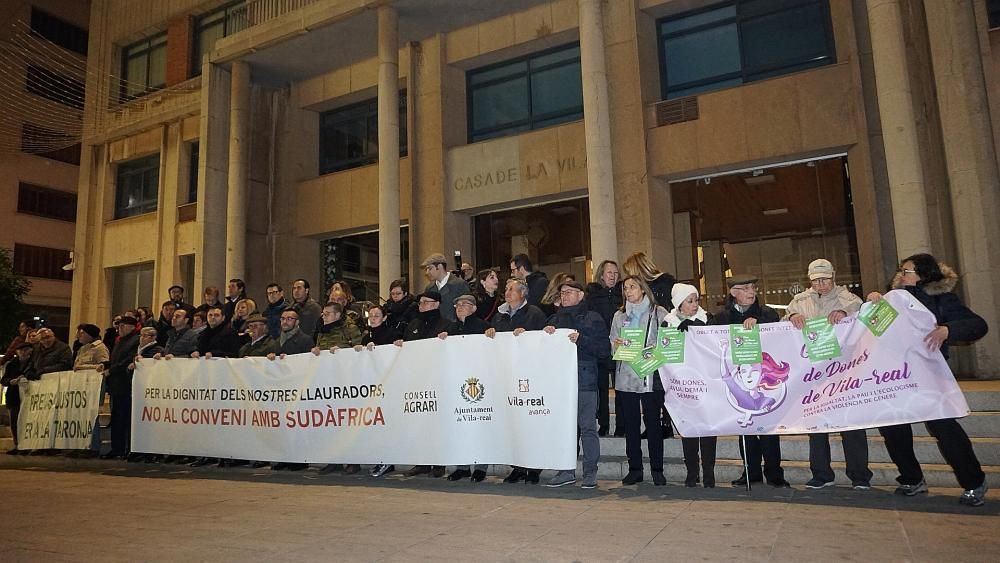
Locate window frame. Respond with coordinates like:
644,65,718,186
120,33,167,102
466,42,584,143
30,7,88,56
657,0,836,100
114,154,161,220
12,243,73,281
318,91,408,175
191,1,245,76
989,0,1000,30
17,182,77,222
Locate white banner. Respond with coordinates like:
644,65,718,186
660,291,970,436
132,330,579,469
17,370,102,450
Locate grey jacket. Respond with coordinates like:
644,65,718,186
425,273,470,322
611,303,669,393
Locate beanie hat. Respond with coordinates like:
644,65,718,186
670,283,699,310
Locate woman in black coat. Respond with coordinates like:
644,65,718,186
868,253,989,506
383,279,418,336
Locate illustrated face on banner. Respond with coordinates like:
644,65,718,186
721,346,791,427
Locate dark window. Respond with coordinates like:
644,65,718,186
467,43,583,142
115,154,160,219
20,123,81,165
319,92,408,175
25,65,85,110
658,0,835,99
990,0,1000,29
192,2,246,76
188,142,200,203
17,183,77,222
13,243,73,281
121,34,167,101
30,8,88,56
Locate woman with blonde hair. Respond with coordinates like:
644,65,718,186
539,272,575,317
622,252,676,311
231,298,258,343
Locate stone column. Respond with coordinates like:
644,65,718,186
377,5,401,294
579,0,618,264
924,0,1000,376
865,0,932,258
226,61,250,281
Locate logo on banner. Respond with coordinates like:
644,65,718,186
722,350,790,427
518,379,530,393
460,377,486,403
403,390,438,414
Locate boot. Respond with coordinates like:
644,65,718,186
682,437,700,487
702,436,718,488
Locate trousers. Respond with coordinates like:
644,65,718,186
879,419,985,490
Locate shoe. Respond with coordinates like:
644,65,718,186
895,480,928,496
404,465,432,477
251,461,269,469
768,479,792,488
704,481,716,489
217,459,231,468
230,459,249,467
652,471,666,486
959,482,988,507
685,473,699,487
806,478,835,489
318,464,341,475
189,457,213,468
344,464,360,474
448,469,472,481
546,471,577,487
525,470,541,484
621,470,643,485
598,427,609,437
613,429,625,438
581,472,598,489
471,470,487,482
126,453,145,463
5,448,17,455
431,466,446,478
852,482,871,491
731,474,763,487
503,468,527,483
370,464,394,477
99,452,117,460
77,450,99,459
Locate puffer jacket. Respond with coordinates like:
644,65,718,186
891,264,988,359
546,302,611,391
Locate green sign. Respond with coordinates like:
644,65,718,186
858,299,899,337
629,347,661,379
802,316,842,361
729,324,762,365
655,327,685,364
613,328,646,362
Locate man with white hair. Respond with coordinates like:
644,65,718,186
786,258,872,490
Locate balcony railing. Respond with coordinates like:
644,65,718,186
227,0,322,33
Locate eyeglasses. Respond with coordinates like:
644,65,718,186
810,277,833,284
731,285,757,292
280,316,297,321
897,268,917,275
559,289,582,296
418,300,437,305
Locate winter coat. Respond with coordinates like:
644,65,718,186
197,324,241,358
289,298,322,339
611,301,669,393
315,317,363,349
473,288,502,322
278,327,314,355
264,298,289,339
362,323,398,347
155,317,173,347
424,273,471,322
785,285,862,320
2,357,25,406
545,302,611,391
891,264,988,359
711,297,780,326
102,327,119,354
403,310,453,341
165,327,199,357
383,296,418,336
240,336,279,358
73,340,110,371
585,281,623,329
25,340,73,379
524,270,549,308
446,315,490,336
104,332,139,396
1,335,25,366
646,272,676,310
491,301,547,333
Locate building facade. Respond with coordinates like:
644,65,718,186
1,1,90,340
71,0,1000,377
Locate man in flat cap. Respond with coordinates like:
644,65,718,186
711,273,790,488
97,315,141,459
421,253,470,322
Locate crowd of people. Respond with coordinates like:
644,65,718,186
0,251,989,506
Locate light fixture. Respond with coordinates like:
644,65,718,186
744,174,775,186
761,208,789,216
62,251,76,271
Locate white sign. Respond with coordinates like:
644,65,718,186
660,291,970,436
132,331,579,468
17,370,102,450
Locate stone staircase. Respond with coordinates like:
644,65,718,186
2,382,999,489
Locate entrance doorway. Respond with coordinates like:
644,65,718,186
670,156,861,314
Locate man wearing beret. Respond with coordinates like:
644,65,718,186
711,273,790,488
542,280,611,489
73,324,109,371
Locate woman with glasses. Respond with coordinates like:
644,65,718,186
664,283,717,487
711,273,790,488
472,269,502,322
383,279,417,336
611,275,669,486
867,254,989,506
786,259,871,490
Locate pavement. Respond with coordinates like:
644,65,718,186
3,456,1000,562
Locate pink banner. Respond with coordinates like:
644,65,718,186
660,290,970,436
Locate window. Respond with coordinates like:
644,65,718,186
318,92,408,175
121,34,167,101
13,244,73,281
115,154,160,219
111,263,155,314
30,8,88,56
192,2,246,76
20,123,81,165
321,228,409,302
187,142,200,203
467,44,583,142
25,65,85,110
474,198,591,275
990,0,1000,29
17,183,77,222
658,0,835,99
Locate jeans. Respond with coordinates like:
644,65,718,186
578,391,600,475
879,419,985,490
738,435,784,483
618,390,664,472
809,430,872,484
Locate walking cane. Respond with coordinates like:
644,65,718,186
741,434,752,492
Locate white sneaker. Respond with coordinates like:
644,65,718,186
370,464,394,478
